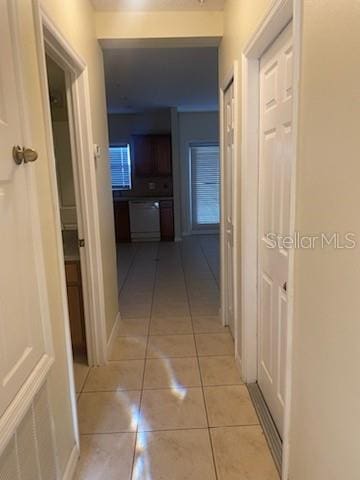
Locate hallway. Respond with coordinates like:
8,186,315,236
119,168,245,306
74,236,278,479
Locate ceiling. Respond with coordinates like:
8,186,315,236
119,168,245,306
91,0,225,11
104,46,219,113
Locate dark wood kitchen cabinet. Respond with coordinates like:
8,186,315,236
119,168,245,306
133,134,172,177
114,200,131,243
153,135,172,176
133,135,154,177
160,199,174,241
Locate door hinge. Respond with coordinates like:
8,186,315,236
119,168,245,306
78,238,85,248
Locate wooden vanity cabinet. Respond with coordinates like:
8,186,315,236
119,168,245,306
65,260,86,355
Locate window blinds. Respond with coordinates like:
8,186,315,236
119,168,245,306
109,145,131,190
190,144,220,228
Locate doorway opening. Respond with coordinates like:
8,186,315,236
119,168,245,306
45,54,89,385
101,43,222,300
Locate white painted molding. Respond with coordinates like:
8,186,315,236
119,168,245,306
107,312,121,360
219,77,226,329
33,1,109,370
235,352,243,382
0,355,53,454
240,1,301,478
62,444,79,480
219,60,240,345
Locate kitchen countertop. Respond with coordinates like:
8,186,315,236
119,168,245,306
62,230,80,261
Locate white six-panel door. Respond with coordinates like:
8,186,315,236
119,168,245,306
258,22,293,437
224,80,235,337
0,0,49,420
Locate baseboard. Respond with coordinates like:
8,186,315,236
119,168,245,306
191,229,220,235
62,444,79,480
106,312,120,360
247,383,282,474
235,352,243,379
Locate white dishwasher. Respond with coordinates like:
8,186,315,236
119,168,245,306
129,200,160,241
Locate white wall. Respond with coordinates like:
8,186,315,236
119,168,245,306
95,10,223,42
178,111,219,235
289,1,360,478
108,110,171,144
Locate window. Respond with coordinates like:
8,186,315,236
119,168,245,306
190,143,220,229
109,145,132,190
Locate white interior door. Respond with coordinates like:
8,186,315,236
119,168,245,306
0,0,50,421
258,22,293,437
224,80,235,337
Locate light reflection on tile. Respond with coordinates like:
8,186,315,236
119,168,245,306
147,335,196,358
144,357,201,389
83,360,145,392
132,429,216,480
76,237,278,478
78,391,141,433
110,336,147,360
74,433,136,480
139,388,207,431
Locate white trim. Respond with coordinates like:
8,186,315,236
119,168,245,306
219,81,225,328
62,444,79,480
0,355,53,454
241,1,301,478
219,61,240,356
170,107,182,242
32,0,110,454
107,312,121,358
33,1,108,368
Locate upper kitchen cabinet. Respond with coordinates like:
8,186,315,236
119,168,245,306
133,135,154,177
133,134,172,177
153,135,172,176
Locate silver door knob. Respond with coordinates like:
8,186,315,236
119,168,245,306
13,145,24,165
12,146,38,165
23,148,38,163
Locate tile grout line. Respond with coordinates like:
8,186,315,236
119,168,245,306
130,242,160,479
118,329,228,337
80,367,92,394
179,238,219,480
198,237,220,290
79,423,262,437
81,381,246,394
107,352,236,361
118,243,139,300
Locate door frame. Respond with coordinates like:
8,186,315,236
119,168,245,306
220,61,241,361
241,0,301,478
32,1,108,435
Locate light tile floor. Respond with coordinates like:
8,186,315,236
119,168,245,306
74,236,279,480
